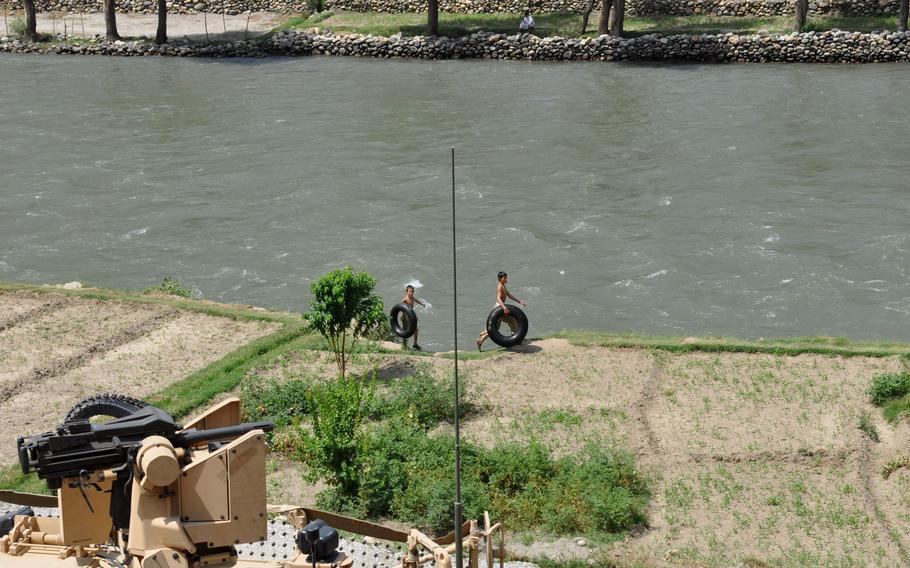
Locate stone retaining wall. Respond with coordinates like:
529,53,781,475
6,0,901,16
323,0,900,16
2,29,909,61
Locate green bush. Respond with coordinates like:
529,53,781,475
869,372,910,406
371,371,475,429
146,276,193,298
10,18,27,40
300,373,374,497
240,375,312,428
310,414,648,536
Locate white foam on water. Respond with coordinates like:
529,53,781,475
121,227,149,240
660,196,672,206
765,233,780,243
780,278,794,284
645,269,667,279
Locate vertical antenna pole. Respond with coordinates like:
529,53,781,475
452,147,463,568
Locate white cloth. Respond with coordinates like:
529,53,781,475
519,15,535,30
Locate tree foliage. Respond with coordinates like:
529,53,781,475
303,267,385,378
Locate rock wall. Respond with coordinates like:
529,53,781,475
6,0,901,15
3,29,910,62
323,0,900,16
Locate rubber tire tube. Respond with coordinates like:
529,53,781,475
389,303,418,339
485,304,528,348
64,393,148,423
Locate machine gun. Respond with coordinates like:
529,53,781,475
4,397,285,567
18,403,274,489
1,396,506,568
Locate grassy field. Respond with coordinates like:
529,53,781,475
275,11,901,38
3,285,910,566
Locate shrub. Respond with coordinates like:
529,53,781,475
240,375,312,428
10,18,27,40
300,373,374,497
303,267,385,378
314,416,649,537
371,371,475,429
146,276,193,298
869,372,910,406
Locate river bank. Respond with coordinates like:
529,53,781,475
3,27,910,61
2,282,909,566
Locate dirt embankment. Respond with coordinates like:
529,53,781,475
0,289,279,465
253,339,910,568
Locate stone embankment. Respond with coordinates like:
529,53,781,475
325,0,901,16
8,0,903,16
3,29,910,62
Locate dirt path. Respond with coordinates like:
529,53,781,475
3,11,285,42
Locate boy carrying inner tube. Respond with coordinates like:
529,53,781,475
402,285,425,350
477,271,527,351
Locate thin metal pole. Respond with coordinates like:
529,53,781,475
452,147,463,568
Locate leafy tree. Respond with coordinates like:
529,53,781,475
303,267,385,378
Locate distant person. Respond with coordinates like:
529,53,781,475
518,10,535,34
402,285,426,351
477,271,527,351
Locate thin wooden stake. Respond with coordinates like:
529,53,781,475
4,1,9,38
80,11,84,38
203,10,208,42
222,10,226,39
244,10,250,40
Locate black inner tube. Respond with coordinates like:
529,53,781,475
390,303,418,339
485,304,528,348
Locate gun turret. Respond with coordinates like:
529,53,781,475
17,403,274,488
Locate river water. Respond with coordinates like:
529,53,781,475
1,55,908,349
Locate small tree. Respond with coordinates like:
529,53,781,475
303,267,385,378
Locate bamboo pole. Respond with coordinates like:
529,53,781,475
80,11,84,38
244,9,250,40
203,10,208,42
222,10,226,39
4,1,9,37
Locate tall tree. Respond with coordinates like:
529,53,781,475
156,0,167,43
899,0,908,32
611,0,624,35
104,0,120,40
597,0,613,35
428,0,438,35
793,0,808,31
22,0,38,41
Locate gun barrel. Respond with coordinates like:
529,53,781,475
174,421,274,446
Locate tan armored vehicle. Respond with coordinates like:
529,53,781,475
0,396,503,568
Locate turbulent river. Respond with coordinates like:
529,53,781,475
1,55,909,349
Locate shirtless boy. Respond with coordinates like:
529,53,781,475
477,271,527,351
402,285,425,351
